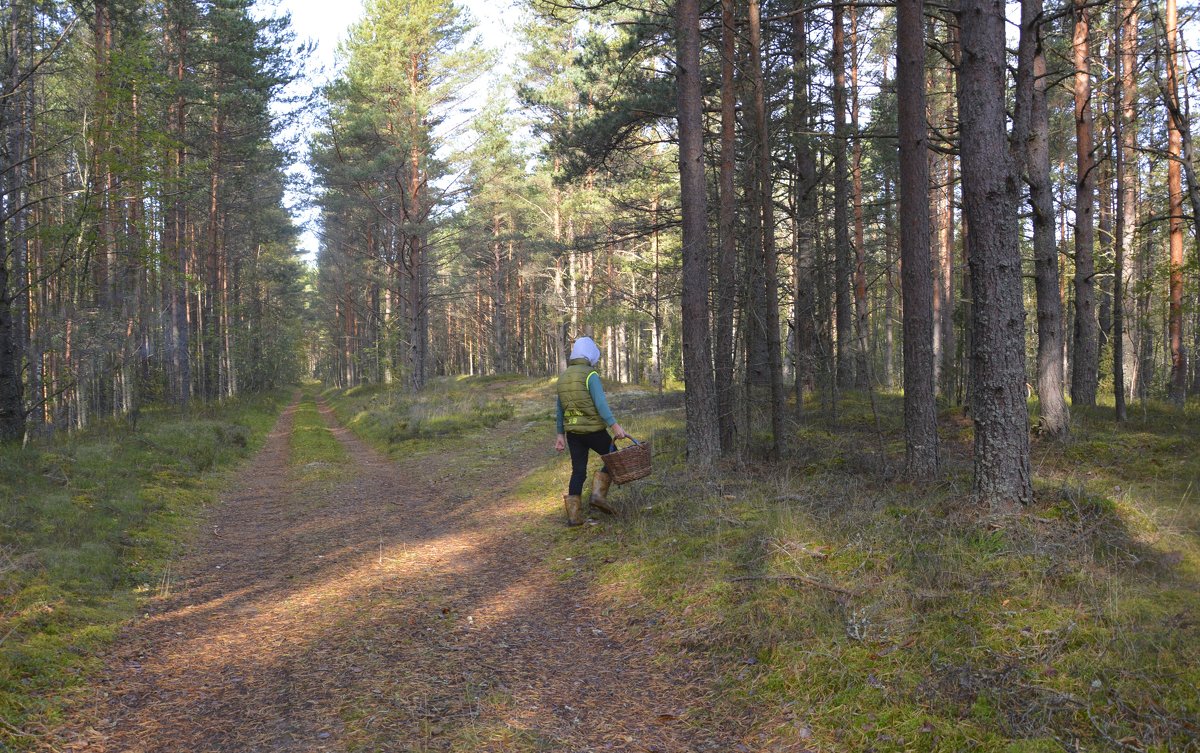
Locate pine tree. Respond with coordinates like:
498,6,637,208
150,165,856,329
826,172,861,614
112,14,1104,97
958,0,1033,508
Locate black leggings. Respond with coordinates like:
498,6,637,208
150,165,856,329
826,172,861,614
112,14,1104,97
566,429,612,496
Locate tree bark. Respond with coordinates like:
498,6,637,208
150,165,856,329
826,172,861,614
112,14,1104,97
792,0,816,414
1114,0,1136,421
850,6,869,389
832,2,854,389
168,0,191,406
958,0,1033,509
740,25,768,389
897,0,938,477
1015,0,1070,437
0,5,28,441
716,0,737,451
0,251,20,441
748,0,786,457
1071,0,1100,407
492,216,509,374
674,0,720,465
937,141,957,398
1098,128,1113,348
948,24,971,413
882,180,896,387
1165,0,1187,407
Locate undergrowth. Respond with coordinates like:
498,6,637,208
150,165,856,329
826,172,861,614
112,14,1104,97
553,392,1200,752
0,390,289,748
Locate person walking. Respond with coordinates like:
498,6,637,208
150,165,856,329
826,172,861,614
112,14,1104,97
555,336,627,526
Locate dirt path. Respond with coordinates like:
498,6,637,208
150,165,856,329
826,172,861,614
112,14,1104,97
53,396,738,752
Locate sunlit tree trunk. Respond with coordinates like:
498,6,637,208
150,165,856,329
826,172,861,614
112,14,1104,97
1015,0,1070,437
1165,0,1187,406
674,0,720,465
1113,0,1136,420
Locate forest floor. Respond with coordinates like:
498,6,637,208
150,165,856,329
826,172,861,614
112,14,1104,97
17,377,1200,752
47,383,743,752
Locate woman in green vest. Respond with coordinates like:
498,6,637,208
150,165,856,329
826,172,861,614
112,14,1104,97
554,336,627,526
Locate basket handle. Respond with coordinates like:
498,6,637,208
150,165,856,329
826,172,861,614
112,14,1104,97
609,435,641,452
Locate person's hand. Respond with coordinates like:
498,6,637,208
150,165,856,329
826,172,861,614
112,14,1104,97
555,433,566,452
610,423,627,440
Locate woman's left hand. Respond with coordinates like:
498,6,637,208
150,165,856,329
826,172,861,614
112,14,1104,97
610,423,627,439
555,433,566,451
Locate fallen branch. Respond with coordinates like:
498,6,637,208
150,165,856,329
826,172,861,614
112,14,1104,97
729,574,856,597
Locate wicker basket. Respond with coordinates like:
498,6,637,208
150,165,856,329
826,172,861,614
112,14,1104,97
602,437,652,484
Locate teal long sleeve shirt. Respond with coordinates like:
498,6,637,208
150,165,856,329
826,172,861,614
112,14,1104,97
556,372,616,433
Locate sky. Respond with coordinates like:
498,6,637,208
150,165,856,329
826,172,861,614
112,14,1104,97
261,0,522,263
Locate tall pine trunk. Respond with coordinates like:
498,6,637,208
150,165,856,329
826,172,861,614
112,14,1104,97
1165,0,1187,406
674,0,720,465
1114,0,1136,420
0,247,20,441
0,5,27,441
1071,0,1100,407
741,27,768,389
850,7,869,388
1016,0,1070,437
897,0,938,477
832,3,854,390
958,0,1033,508
492,216,509,373
716,0,737,451
167,1,191,406
748,0,785,457
792,1,816,415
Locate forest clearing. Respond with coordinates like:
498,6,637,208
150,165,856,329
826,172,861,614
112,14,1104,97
4,0,1200,750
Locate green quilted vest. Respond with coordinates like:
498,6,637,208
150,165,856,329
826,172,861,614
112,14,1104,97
558,359,606,433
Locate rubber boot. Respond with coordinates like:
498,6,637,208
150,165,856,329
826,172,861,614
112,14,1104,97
563,494,584,526
589,470,615,515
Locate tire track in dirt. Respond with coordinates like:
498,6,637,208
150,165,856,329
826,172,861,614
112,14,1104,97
53,393,739,752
